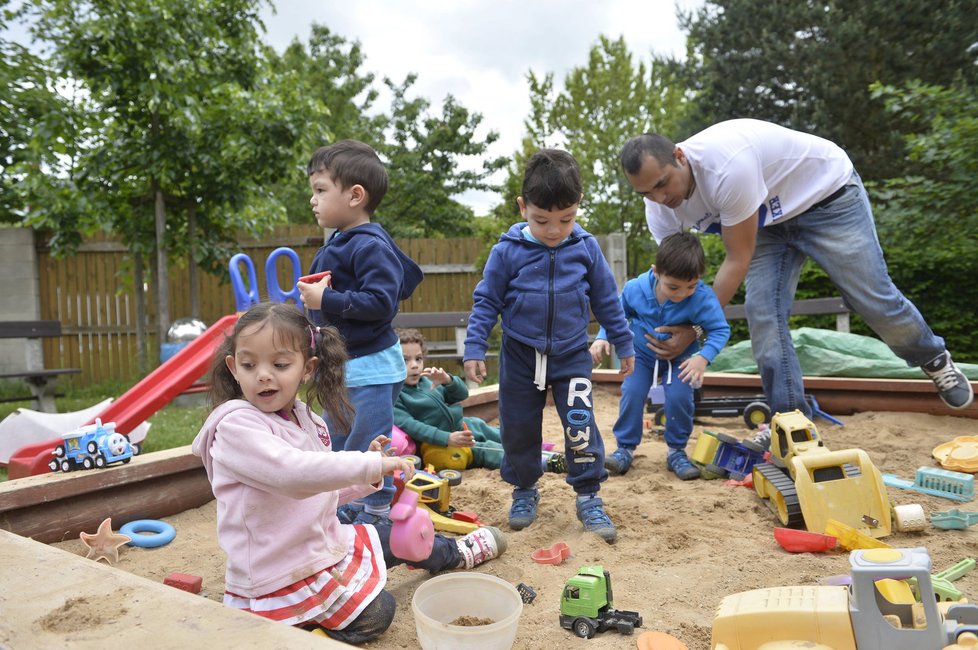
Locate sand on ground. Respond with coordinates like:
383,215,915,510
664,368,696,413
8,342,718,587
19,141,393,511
53,384,978,649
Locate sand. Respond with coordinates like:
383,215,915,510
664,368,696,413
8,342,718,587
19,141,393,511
53,384,978,649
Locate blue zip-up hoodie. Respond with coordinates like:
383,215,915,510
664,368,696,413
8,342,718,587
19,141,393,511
598,269,730,365
307,223,423,358
464,223,634,360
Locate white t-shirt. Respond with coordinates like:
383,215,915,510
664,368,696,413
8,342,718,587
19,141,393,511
644,119,854,243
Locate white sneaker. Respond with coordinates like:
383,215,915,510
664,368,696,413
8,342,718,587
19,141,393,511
456,526,507,569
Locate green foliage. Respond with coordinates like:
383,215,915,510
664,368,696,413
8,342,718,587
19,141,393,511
680,0,978,181
867,80,978,362
494,36,690,275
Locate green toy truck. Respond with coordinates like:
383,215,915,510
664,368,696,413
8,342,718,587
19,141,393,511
558,566,642,639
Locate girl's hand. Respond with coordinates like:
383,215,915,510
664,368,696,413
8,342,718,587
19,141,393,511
678,355,708,389
464,359,486,385
589,340,610,365
368,435,392,453
382,455,415,480
447,429,475,447
422,366,451,385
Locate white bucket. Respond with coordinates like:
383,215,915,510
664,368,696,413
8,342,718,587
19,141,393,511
412,572,522,650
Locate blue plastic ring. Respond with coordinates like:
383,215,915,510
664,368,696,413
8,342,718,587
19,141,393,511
120,519,176,548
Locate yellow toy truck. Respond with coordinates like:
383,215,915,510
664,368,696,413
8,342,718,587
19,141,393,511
711,547,978,650
751,410,892,539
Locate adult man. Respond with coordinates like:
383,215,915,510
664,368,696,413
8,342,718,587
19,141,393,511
620,119,972,415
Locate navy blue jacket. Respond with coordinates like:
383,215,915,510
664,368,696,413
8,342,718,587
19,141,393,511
464,223,634,360
307,223,423,358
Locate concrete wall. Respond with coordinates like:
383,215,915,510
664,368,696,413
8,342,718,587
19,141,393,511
0,227,42,374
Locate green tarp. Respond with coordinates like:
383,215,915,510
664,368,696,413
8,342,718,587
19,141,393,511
710,327,978,380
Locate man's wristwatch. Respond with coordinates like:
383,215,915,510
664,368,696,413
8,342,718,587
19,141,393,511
692,325,705,342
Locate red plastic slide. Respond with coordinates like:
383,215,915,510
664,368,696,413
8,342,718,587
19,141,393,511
6,314,239,479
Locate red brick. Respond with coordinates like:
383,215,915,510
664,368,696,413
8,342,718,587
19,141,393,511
164,572,202,594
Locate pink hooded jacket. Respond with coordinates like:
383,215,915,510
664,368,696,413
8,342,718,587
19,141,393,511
192,399,383,597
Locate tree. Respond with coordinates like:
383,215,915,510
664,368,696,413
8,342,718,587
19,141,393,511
494,36,689,274
680,0,978,180
868,80,978,361
26,0,315,354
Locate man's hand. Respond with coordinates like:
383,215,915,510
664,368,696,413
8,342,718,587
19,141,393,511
422,366,451,386
589,340,611,365
645,325,697,360
464,359,486,385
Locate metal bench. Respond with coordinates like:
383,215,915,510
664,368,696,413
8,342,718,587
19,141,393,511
0,321,80,412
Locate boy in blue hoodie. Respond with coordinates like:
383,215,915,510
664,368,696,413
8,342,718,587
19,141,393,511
463,149,635,543
298,140,424,525
590,232,730,480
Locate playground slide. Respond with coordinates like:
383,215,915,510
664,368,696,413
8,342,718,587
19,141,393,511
6,314,239,480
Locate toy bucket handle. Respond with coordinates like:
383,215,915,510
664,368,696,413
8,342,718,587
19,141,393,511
229,253,260,312
265,247,302,306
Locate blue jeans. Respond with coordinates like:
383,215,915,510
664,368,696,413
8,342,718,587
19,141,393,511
326,382,403,508
613,353,694,451
745,172,944,416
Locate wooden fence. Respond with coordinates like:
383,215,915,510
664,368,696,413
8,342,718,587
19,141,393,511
34,225,493,385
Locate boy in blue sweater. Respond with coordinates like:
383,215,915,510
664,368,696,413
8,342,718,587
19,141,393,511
591,232,730,480
298,140,424,525
464,149,635,543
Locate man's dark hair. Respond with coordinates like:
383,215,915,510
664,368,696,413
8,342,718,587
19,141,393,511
620,134,678,175
655,231,707,281
521,149,582,210
307,140,388,214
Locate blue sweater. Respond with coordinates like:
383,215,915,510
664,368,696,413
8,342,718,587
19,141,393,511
308,223,423,358
464,223,634,360
599,269,730,364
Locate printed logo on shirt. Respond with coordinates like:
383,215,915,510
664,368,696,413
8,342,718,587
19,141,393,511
693,212,719,233
764,195,783,223
317,425,331,448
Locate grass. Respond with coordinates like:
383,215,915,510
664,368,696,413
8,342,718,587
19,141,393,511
0,379,209,482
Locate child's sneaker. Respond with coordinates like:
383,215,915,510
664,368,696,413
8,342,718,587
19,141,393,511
604,448,634,476
456,526,507,569
336,502,362,525
541,451,567,473
666,449,701,480
508,486,539,530
575,494,617,543
353,508,392,526
922,351,974,410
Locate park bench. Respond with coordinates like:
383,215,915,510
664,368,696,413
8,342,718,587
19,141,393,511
0,321,80,412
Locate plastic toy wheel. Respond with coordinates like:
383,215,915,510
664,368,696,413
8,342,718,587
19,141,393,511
403,454,423,469
83,456,94,470
741,439,767,454
54,445,65,458
705,463,728,478
130,443,140,456
87,441,99,455
715,432,740,446
653,407,666,427
94,454,107,468
573,618,596,639
59,459,71,473
743,401,772,429
437,469,463,486
48,459,58,472
617,621,635,635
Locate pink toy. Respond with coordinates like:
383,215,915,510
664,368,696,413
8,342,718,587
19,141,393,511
531,542,571,565
390,424,416,456
389,487,434,562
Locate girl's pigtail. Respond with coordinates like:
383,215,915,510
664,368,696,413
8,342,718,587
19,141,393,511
308,325,354,435
208,335,241,409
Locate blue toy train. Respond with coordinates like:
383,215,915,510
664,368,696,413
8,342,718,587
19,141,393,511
48,418,139,472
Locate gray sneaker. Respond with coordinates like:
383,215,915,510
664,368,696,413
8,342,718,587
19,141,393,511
922,351,974,409
508,486,539,530
604,448,634,476
576,494,617,543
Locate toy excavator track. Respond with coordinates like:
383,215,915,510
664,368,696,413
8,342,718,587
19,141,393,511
754,463,804,529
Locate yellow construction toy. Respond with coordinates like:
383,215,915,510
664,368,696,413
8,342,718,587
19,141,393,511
400,464,478,535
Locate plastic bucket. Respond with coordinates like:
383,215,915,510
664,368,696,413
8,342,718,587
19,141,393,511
412,572,522,650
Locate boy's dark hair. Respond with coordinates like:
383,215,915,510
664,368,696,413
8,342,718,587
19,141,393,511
620,134,678,175
307,139,388,214
396,328,426,355
521,149,582,211
208,302,354,434
655,231,707,281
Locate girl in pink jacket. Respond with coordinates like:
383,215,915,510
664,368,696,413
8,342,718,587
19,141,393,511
193,303,506,644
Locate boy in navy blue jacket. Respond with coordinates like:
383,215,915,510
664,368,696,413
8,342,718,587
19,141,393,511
463,149,635,543
591,232,730,480
298,140,423,525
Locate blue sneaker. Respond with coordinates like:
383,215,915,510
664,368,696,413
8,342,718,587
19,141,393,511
352,509,392,526
604,448,634,476
666,449,701,480
336,503,362,525
508,486,539,530
576,494,617,543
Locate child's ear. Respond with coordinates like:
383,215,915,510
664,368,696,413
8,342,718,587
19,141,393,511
225,355,238,379
303,356,319,382
349,184,367,208
516,196,527,218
